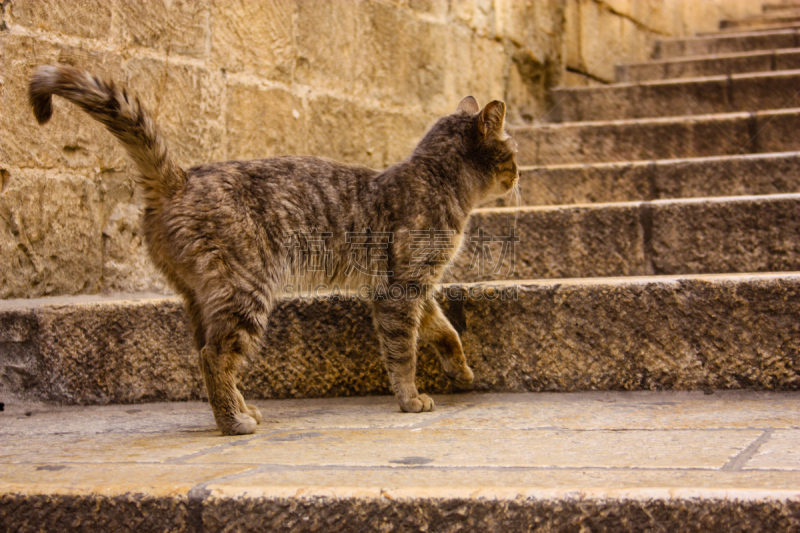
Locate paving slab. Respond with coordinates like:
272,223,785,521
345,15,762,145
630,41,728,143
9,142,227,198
184,428,762,469
1,392,798,532
616,48,800,82
425,391,800,430
494,153,800,207
653,29,800,60
2,273,799,405
514,108,800,165
550,71,800,122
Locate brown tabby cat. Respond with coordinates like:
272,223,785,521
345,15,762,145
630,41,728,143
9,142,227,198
28,65,519,435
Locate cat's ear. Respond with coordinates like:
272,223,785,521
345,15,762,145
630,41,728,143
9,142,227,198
478,100,506,137
456,96,480,114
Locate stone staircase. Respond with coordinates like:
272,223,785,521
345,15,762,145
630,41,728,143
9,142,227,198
2,9,800,533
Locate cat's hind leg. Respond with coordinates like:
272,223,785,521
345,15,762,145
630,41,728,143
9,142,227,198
185,292,263,428
199,329,264,434
196,296,268,435
372,298,434,412
183,293,207,352
419,298,474,388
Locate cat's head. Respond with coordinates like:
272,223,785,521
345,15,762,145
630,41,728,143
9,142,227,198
455,96,519,202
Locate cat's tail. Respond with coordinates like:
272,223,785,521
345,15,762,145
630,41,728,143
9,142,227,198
28,65,185,204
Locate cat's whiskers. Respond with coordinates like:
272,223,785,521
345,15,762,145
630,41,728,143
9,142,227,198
512,179,521,236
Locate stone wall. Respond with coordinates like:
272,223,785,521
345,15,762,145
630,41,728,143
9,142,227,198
0,0,565,298
0,0,757,299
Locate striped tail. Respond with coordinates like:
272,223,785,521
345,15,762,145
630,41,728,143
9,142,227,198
28,65,185,204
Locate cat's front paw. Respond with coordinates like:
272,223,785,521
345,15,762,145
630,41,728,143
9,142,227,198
245,404,263,424
400,394,435,413
220,413,259,435
446,365,474,388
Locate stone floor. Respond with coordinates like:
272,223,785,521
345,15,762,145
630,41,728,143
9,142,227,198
2,390,798,501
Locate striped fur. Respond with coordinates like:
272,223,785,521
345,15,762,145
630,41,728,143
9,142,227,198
29,65,184,205
29,67,519,435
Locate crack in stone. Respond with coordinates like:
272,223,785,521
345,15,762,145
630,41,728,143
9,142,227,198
721,428,774,471
0,0,10,31
163,430,282,465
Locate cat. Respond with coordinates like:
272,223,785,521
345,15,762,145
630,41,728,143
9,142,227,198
28,65,519,435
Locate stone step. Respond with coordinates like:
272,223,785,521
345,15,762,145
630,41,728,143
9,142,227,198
457,193,800,281
653,29,800,59
700,22,800,37
720,12,800,31
764,2,800,12
1,391,798,532
713,22,800,35
616,48,800,83
549,71,800,122
2,272,799,406
496,152,800,207
513,108,800,165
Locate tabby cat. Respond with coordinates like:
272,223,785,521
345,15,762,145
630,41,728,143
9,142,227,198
28,65,519,435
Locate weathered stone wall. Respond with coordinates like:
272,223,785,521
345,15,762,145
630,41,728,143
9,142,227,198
0,0,565,298
0,0,758,299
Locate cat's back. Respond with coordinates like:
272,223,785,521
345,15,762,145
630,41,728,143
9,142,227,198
186,156,377,194
168,155,382,236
